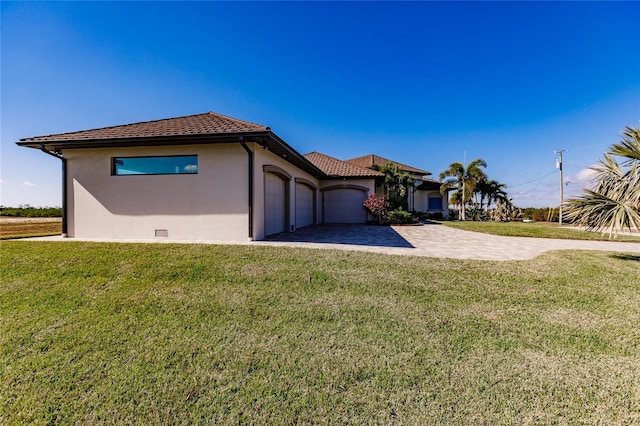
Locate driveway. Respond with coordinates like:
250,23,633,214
260,222,640,261
20,222,640,261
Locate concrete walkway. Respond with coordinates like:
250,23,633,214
18,223,640,261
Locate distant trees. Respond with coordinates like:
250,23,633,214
0,206,62,217
565,126,640,236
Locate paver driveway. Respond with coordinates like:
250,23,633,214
24,222,640,261
260,222,640,261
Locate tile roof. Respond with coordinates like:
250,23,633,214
345,154,430,176
304,152,384,178
19,111,269,143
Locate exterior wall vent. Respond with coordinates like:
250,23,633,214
155,229,169,237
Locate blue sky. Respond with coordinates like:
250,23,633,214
2,1,639,208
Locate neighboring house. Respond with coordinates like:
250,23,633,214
17,111,447,242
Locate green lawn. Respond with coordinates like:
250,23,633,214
1,241,639,424
438,220,640,242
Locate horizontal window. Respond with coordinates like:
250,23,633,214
113,155,198,175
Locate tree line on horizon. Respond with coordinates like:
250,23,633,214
0,206,62,218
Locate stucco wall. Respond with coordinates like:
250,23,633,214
63,144,250,241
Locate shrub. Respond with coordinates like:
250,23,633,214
466,206,488,221
363,194,390,225
491,200,522,222
522,207,556,222
412,211,429,220
387,208,413,224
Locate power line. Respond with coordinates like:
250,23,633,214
508,170,557,188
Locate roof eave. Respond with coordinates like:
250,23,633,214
327,174,382,179
18,130,328,179
263,132,326,178
16,131,273,149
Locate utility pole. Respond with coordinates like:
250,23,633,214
461,150,466,221
554,149,567,225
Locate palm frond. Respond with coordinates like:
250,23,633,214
564,126,640,238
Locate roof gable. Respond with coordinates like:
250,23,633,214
304,152,384,178
346,154,430,176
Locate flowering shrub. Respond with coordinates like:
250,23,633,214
363,194,390,225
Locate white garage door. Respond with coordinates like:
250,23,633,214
265,173,286,235
295,183,314,229
324,188,367,223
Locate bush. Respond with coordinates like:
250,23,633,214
522,207,557,222
465,206,488,221
491,200,522,222
387,208,413,224
363,194,390,225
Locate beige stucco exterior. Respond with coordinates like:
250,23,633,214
58,139,435,241
62,142,327,242
64,144,250,241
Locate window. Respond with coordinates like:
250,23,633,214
428,196,443,210
112,155,198,175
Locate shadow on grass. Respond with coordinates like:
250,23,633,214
263,224,415,248
611,254,640,262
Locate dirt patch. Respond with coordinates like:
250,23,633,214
0,218,62,238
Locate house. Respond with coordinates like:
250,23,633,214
344,154,447,215
17,112,447,241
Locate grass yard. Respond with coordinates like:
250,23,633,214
439,220,640,242
0,219,62,240
1,241,639,424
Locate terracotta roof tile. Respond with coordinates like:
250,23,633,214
20,111,269,143
346,154,430,176
304,152,384,178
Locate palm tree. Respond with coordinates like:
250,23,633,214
564,126,640,237
448,191,463,218
439,158,487,220
483,179,508,210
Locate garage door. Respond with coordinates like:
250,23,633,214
295,183,314,229
265,173,286,235
324,188,367,223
